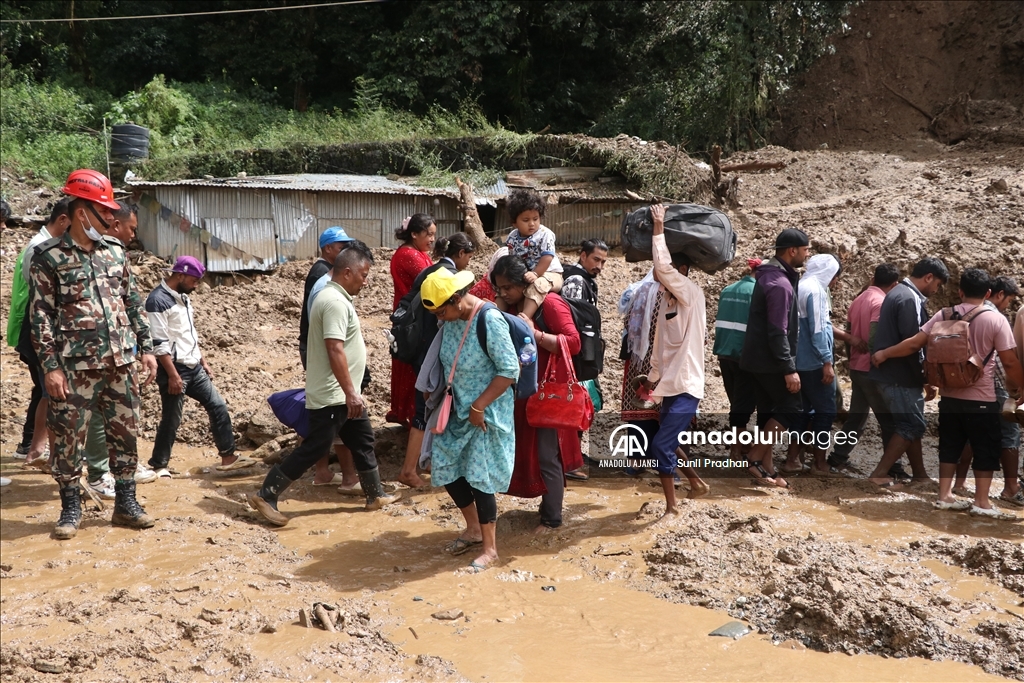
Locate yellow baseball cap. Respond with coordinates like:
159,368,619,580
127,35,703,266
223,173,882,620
421,269,476,310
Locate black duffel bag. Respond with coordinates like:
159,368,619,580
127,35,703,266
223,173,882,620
621,204,736,273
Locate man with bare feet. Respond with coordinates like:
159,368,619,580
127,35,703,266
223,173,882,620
867,257,949,490
872,268,1022,518
828,263,899,470
739,228,811,489
248,246,399,526
643,205,709,515
786,253,842,476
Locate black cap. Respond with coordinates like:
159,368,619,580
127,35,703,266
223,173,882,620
775,228,809,249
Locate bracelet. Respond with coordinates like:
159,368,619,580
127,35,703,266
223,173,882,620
470,404,485,413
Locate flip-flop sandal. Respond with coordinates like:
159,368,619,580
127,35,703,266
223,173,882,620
969,505,1017,521
932,499,970,511
313,473,346,486
779,464,810,475
565,468,589,482
468,560,490,573
215,456,256,471
446,537,483,556
873,480,905,492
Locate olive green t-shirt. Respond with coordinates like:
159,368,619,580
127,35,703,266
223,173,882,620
305,281,365,410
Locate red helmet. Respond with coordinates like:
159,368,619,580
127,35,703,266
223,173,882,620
62,169,120,210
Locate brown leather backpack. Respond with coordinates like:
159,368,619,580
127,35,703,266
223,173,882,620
923,306,994,389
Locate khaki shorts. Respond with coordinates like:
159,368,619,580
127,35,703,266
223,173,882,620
525,272,563,307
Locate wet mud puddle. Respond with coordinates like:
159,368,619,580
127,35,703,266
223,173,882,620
2,441,1019,681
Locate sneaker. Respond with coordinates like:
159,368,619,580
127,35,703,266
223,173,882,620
134,465,158,484
14,445,30,459
87,473,116,500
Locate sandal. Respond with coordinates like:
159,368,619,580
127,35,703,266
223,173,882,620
873,480,905,492
779,463,810,475
446,537,482,556
747,463,777,487
313,473,346,486
968,505,1017,521
998,491,1024,508
933,499,971,511
565,467,589,482
468,559,490,573
336,481,363,496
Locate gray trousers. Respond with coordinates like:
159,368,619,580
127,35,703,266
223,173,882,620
537,428,564,528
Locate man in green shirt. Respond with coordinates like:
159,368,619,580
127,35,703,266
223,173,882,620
248,245,399,526
713,259,760,459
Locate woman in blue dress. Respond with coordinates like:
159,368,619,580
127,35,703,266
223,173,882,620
420,269,519,572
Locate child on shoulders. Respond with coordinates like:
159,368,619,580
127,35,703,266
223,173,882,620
499,189,563,320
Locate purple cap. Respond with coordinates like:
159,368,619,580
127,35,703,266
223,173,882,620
169,255,205,279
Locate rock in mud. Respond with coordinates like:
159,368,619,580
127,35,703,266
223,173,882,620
431,609,464,621
709,621,751,639
776,547,804,566
33,658,65,674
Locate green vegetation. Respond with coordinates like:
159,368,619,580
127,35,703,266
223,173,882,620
1,0,853,193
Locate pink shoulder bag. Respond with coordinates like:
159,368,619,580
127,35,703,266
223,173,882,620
432,301,483,435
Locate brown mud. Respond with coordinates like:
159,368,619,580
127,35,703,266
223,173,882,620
4,139,1023,680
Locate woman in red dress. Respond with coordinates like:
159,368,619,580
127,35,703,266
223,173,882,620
490,254,582,532
389,214,437,426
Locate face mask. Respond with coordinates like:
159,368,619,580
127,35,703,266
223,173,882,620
83,204,111,242
83,223,104,242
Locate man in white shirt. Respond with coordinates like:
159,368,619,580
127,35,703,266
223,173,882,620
643,204,709,516
146,256,248,476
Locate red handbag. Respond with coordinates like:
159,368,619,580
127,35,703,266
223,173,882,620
526,334,594,431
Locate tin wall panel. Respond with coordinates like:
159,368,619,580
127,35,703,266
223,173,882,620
494,201,639,247
150,188,204,262
272,191,317,262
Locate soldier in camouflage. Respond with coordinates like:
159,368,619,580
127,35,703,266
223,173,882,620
29,169,159,540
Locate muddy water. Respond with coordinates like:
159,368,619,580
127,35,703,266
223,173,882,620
0,441,1015,681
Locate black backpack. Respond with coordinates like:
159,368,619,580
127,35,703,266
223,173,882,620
475,303,539,400
388,262,448,365
534,294,604,380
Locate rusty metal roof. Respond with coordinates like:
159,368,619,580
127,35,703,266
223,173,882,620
127,173,463,196
127,172,636,203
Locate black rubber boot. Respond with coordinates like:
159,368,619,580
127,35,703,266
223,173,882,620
111,479,155,529
54,485,82,540
358,467,400,510
247,465,293,526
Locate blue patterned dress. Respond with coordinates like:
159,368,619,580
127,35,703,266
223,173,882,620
431,308,519,493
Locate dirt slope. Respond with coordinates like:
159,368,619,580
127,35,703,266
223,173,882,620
774,0,1024,152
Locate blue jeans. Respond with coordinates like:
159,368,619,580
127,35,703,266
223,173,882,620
795,367,837,444
150,363,235,469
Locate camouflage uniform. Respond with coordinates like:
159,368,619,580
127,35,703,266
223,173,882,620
30,232,153,486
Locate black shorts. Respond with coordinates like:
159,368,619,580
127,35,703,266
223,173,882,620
938,397,1001,471
750,372,803,429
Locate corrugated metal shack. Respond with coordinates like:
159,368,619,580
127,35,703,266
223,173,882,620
128,170,641,273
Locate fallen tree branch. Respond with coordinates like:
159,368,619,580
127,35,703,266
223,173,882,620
881,81,933,121
719,161,786,172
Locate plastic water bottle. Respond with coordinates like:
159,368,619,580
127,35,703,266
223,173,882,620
519,337,537,365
